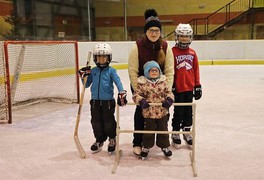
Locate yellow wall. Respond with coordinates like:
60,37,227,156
94,0,264,41
215,24,253,40
96,27,125,41
96,25,178,41
0,17,12,40
94,0,232,17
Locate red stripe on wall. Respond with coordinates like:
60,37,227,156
0,2,12,16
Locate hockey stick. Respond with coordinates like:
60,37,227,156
11,44,26,104
74,51,92,159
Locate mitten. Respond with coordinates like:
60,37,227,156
78,66,91,79
117,90,127,106
194,85,202,100
139,98,150,109
162,97,174,108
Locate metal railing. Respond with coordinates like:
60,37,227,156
189,0,251,36
164,0,264,39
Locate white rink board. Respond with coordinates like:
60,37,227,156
77,40,264,66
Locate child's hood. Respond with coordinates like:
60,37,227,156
138,75,167,84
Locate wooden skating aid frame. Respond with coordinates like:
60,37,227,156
112,102,198,177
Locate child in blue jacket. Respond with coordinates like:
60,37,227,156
79,43,127,154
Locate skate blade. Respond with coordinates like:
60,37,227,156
108,151,115,155
184,141,193,149
133,153,142,160
141,157,147,160
164,154,172,158
172,143,180,149
91,148,102,154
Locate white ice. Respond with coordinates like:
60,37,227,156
1,65,264,180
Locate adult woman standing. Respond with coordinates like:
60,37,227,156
128,9,174,156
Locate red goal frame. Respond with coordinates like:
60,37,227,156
3,41,80,124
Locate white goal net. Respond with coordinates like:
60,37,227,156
1,41,80,123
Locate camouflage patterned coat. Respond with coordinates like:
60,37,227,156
132,75,174,119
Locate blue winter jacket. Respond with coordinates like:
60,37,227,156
85,66,124,100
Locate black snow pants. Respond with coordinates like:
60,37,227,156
133,105,144,147
90,99,116,143
171,91,193,131
142,115,170,149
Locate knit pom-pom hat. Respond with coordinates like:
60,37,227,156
144,9,162,33
143,61,161,79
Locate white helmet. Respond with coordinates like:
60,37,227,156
93,43,112,67
174,23,193,49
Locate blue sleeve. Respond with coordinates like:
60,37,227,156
84,68,94,88
110,68,124,92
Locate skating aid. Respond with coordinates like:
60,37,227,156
74,51,92,159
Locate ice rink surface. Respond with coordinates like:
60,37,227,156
1,65,264,180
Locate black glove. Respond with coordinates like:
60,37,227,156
139,98,149,109
117,90,127,106
162,97,174,108
78,66,91,79
194,85,202,100
172,83,176,93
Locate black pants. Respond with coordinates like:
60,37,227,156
172,91,193,131
131,85,144,147
133,105,144,147
143,116,170,149
90,99,116,143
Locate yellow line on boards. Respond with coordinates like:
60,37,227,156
199,60,264,65
110,64,128,69
0,68,76,84
110,61,264,68
1,60,263,84
18,68,76,82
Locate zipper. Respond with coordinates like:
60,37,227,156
98,69,102,100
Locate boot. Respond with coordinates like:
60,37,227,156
133,146,142,156
91,142,104,153
183,127,193,149
140,147,149,159
108,138,116,153
171,134,181,149
161,147,172,157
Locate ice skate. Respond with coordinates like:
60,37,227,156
107,138,116,155
140,147,149,160
161,148,172,157
171,134,181,149
183,127,193,149
90,142,104,153
133,146,142,158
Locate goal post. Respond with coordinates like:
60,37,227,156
1,41,80,123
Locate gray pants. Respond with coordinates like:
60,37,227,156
142,115,170,149
90,99,116,143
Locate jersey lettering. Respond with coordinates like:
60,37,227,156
175,55,194,70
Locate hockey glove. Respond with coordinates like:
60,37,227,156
172,83,176,93
139,98,150,109
162,97,174,108
194,85,202,100
117,90,127,106
78,66,91,79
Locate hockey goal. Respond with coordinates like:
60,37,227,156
1,41,80,124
